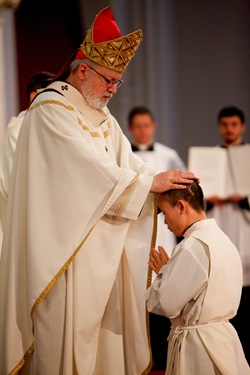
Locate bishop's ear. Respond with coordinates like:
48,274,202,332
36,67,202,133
78,63,88,79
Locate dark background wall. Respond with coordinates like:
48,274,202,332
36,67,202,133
175,0,250,160
14,0,250,164
15,0,82,109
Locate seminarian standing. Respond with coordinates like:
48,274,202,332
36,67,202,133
206,106,250,365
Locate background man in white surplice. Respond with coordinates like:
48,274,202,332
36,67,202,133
188,106,250,365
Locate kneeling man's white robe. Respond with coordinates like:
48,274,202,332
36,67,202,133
146,219,250,374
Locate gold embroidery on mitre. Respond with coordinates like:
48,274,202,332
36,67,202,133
80,28,143,73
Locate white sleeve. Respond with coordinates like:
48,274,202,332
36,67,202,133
146,242,209,318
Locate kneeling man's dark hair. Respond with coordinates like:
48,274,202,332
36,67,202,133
160,181,205,212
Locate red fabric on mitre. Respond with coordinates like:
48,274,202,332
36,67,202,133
75,49,86,60
76,7,122,60
92,6,122,43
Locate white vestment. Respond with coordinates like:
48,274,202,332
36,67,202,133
133,143,186,256
188,144,250,286
205,145,250,286
0,111,26,252
208,201,250,286
146,219,250,375
0,82,158,375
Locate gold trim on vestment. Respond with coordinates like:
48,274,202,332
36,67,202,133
142,193,158,375
103,121,111,137
103,129,110,137
77,118,110,138
147,193,158,288
10,227,94,373
78,119,100,137
9,343,34,375
9,98,79,374
111,175,138,216
31,227,94,316
27,100,75,112
27,101,111,139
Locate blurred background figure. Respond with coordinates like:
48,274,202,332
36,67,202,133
205,105,250,364
128,105,186,371
0,71,55,249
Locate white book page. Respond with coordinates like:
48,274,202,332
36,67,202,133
228,144,250,196
187,147,229,198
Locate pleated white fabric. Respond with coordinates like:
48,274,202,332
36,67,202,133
0,82,157,374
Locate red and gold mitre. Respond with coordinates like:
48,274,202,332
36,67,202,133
76,7,143,73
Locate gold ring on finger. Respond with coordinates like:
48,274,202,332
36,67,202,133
170,178,178,184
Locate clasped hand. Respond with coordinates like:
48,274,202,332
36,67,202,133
149,246,169,274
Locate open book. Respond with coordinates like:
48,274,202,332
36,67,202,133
187,145,250,198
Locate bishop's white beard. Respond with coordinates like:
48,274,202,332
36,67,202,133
80,76,112,110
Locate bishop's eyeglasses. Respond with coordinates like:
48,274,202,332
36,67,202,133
86,65,123,89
